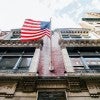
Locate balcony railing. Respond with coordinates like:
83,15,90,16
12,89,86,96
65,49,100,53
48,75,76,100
74,69,100,73
0,69,100,73
0,69,28,73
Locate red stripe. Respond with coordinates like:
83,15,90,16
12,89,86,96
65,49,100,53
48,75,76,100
21,29,48,33
25,19,41,23
21,36,43,42
21,34,45,40
21,29,45,33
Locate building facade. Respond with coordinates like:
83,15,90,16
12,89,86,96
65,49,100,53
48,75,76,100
80,12,100,35
0,13,99,100
59,28,100,100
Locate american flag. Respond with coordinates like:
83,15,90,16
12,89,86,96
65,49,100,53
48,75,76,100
21,19,51,40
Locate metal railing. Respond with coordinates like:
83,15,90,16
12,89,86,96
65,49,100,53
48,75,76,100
0,69,28,73
74,69,100,73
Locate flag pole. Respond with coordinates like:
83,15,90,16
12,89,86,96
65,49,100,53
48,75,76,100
49,17,54,72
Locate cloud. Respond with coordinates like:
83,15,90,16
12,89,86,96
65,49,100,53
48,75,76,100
52,14,80,30
38,0,80,29
0,0,70,30
0,0,99,30
0,0,52,30
91,0,100,10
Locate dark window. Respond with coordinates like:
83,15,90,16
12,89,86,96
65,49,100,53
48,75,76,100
0,47,35,72
38,91,66,100
70,35,82,38
62,35,69,38
0,57,18,70
89,66,100,72
84,57,100,72
18,57,32,70
70,57,84,72
67,47,100,73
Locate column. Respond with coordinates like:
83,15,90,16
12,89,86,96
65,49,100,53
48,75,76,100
29,49,40,74
62,48,74,72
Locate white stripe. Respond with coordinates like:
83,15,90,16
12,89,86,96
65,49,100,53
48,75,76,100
21,34,45,40
21,30,43,33
23,23,40,27
22,27,41,30
21,29,46,33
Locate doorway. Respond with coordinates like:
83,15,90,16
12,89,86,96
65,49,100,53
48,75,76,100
37,91,67,100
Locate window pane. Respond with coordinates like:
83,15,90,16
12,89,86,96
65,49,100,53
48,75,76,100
38,91,66,100
24,52,34,55
6,51,23,55
70,57,83,66
84,58,100,65
70,35,82,38
0,57,18,70
89,66,100,72
18,57,32,70
0,47,35,56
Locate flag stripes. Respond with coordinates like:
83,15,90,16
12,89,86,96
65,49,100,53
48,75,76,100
21,19,51,41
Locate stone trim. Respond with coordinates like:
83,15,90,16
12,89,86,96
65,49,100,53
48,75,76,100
0,40,43,48
29,49,40,74
59,39,100,48
61,49,74,73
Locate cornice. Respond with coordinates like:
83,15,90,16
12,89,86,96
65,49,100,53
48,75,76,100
0,40,43,48
59,39,100,48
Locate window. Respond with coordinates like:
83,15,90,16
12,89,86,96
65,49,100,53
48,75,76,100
61,30,91,39
38,91,66,100
0,47,35,72
0,57,19,70
11,30,21,39
70,35,81,38
70,57,84,72
18,57,32,70
67,47,100,73
70,57,83,66
84,57,100,72
84,58,100,65
89,66,100,72
62,35,69,38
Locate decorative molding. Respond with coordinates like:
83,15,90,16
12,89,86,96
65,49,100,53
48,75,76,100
68,77,81,92
59,39,100,48
0,82,17,98
0,40,43,48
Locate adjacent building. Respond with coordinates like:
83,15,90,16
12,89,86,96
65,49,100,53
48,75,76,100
80,12,100,35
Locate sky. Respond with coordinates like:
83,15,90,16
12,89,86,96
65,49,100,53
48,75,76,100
0,0,100,30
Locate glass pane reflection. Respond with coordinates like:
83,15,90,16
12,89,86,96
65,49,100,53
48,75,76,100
0,57,18,70
18,57,32,70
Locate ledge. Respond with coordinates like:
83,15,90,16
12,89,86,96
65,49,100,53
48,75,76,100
59,39,100,48
0,40,43,48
